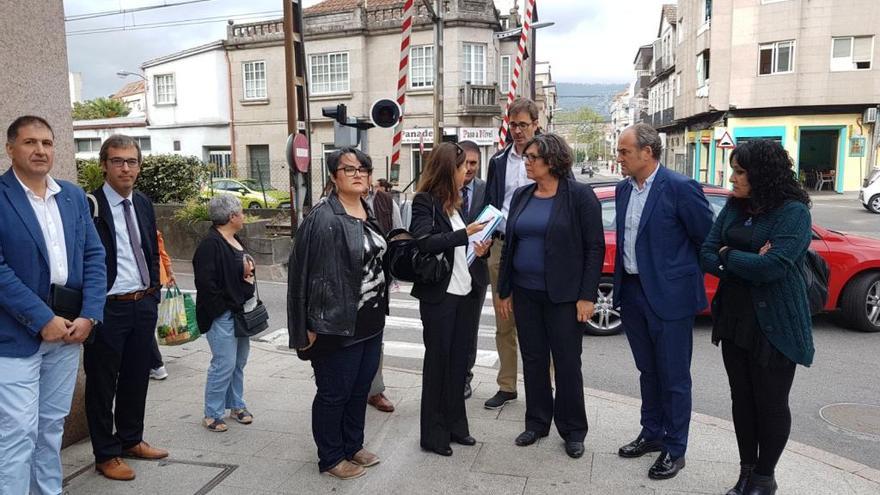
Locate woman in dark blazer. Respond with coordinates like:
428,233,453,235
410,142,491,457
497,133,605,459
699,139,814,495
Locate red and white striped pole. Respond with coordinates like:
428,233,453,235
498,0,536,149
391,0,415,168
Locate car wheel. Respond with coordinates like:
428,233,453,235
585,277,622,336
840,272,880,333
868,194,880,214
248,202,262,209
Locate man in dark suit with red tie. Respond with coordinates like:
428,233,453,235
86,134,169,481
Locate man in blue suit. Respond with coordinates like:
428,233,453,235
0,116,106,495
613,123,714,480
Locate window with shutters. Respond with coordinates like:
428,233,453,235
831,36,873,71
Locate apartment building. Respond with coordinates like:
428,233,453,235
673,0,880,191
295,0,538,201
646,5,686,171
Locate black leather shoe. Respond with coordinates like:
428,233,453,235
451,435,476,446
515,430,548,446
564,441,585,459
744,473,777,495
648,451,685,479
618,436,663,458
464,382,472,400
726,464,754,495
484,390,517,410
421,444,453,457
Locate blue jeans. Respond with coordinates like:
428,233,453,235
204,311,250,419
310,335,381,472
0,341,80,495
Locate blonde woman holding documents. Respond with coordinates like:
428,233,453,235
410,142,492,457
497,133,605,459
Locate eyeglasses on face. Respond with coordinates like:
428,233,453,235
340,166,372,177
509,120,535,131
524,153,543,162
107,158,140,168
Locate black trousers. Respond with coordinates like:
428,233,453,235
84,295,159,463
150,336,163,369
721,340,796,476
419,291,475,450
464,283,488,385
512,285,588,442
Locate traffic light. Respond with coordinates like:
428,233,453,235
370,99,402,128
322,104,347,126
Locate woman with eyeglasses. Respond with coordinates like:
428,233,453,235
288,148,389,480
410,142,492,457
497,133,605,459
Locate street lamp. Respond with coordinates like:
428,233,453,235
116,69,148,122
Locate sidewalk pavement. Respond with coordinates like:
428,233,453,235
61,338,880,494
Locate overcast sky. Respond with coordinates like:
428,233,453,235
65,0,671,99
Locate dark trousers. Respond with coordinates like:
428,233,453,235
84,295,159,463
722,340,796,476
620,274,694,459
512,285,588,442
310,335,381,472
464,283,488,385
150,336,163,369
419,292,474,450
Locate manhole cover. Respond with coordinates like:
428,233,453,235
819,403,880,437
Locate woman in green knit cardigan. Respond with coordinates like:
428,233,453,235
700,139,814,495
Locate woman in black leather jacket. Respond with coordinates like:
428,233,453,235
287,148,389,480
410,142,491,457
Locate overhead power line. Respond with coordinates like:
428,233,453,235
65,0,214,22
66,10,283,37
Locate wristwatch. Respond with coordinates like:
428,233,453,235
88,318,100,328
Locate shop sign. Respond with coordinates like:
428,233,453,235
457,127,498,146
401,128,434,144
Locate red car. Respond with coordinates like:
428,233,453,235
586,183,880,336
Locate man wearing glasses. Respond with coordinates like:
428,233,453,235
87,134,168,481
481,98,540,410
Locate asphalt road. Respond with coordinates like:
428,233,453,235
169,175,880,470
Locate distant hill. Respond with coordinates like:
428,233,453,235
556,82,628,118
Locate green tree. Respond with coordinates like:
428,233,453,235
72,97,131,120
556,107,607,161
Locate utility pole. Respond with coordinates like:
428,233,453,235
283,0,311,224
423,0,443,147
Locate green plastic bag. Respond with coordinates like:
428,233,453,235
156,285,200,345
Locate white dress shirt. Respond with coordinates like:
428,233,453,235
446,211,472,296
500,147,533,232
103,183,148,295
622,164,660,274
14,171,68,286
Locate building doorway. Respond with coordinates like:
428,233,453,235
798,129,841,192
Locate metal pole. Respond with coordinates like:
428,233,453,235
433,0,444,146
870,106,880,173
283,0,300,225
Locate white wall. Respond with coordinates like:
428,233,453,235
149,125,230,161
73,125,149,160
144,47,231,126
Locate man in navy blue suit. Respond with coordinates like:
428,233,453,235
613,123,714,480
0,116,106,495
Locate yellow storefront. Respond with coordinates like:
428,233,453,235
718,114,870,192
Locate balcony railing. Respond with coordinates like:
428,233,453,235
654,55,675,74
650,108,675,128
227,19,285,44
459,83,498,114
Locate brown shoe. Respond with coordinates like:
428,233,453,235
325,459,366,480
95,457,135,481
123,441,169,460
350,449,380,467
367,393,394,413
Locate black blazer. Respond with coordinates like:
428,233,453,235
91,186,160,292
498,178,605,303
463,178,489,288
193,227,256,333
409,192,470,303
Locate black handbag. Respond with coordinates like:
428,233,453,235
233,255,270,338
387,200,451,285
